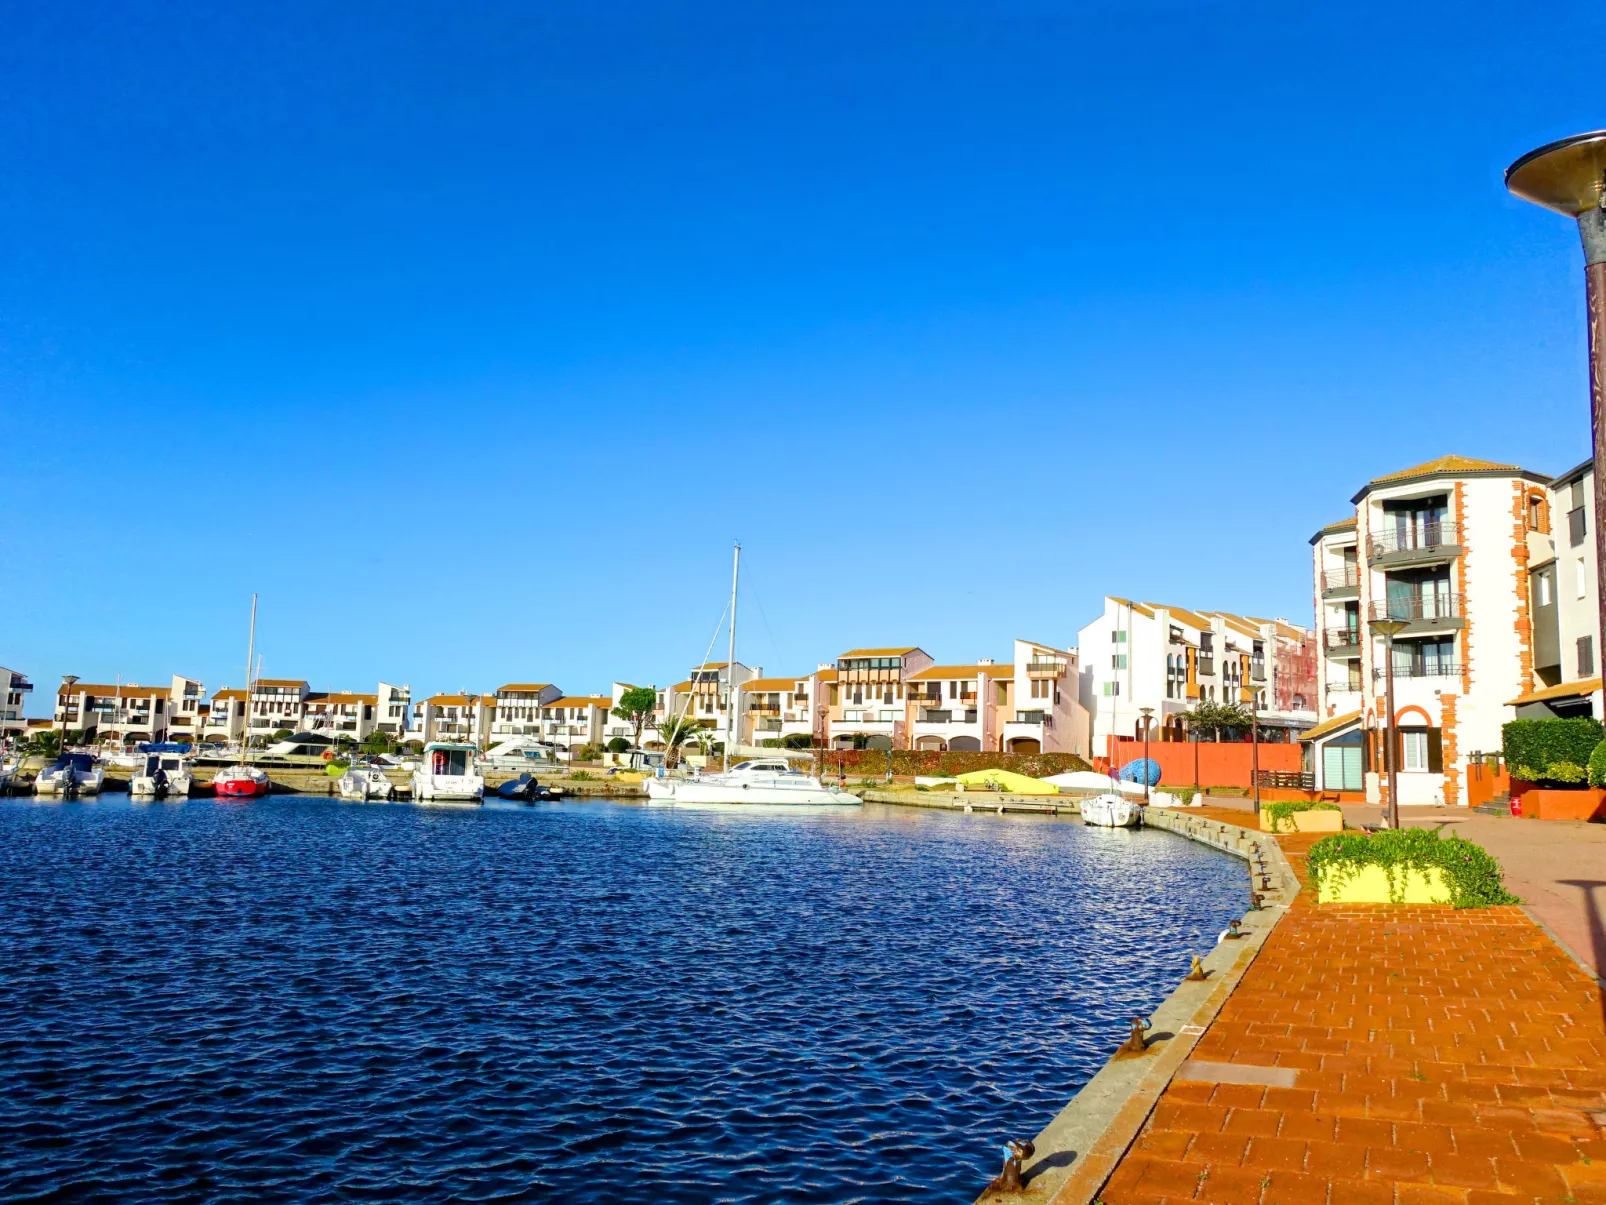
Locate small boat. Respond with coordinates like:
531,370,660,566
131,750,193,799
213,764,270,798
338,766,396,801
645,758,861,806
495,772,552,801
35,752,106,797
411,742,485,802
1079,792,1143,828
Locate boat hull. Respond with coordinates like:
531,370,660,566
214,778,268,798
649,781,861,806
411,773,484,802
1080,793,1143,828
34,771,105,795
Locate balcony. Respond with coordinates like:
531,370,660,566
918,709,954,724
1367,593,1464,633
1198,656,1215,676
1325,679,1365,695
1324,627,1362,655
1321,567,1360,598
756,719,783,732
1374,662,1462,682
1012,710,1050,725
1026,658,1067,677
1368,521,1460,566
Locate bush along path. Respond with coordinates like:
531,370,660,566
1095,825,1606,1205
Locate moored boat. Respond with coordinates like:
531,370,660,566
338,766,395,801
1079,792,1143,828
646,758,861,806
411,742,484,802
34,752,106,796
131,748,193,798
495,772,551,801
213,764,269,797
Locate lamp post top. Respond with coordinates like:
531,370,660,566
1369,617,1412,638
1505,130,1606,217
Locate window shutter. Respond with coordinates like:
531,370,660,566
1427,727,1443,773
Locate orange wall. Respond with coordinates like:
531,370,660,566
1105,737,1303,788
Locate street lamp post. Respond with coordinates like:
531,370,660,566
1370,617,1411,830
59,675,79,750
1506,132,1606,652
1139,706,1154,806
1248,690,1261,818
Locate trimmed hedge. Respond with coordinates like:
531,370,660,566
1307,828,1516,908
817,749,1092,778
1263,799,1341,832
1502,718,1603,780
1591,740,1606,788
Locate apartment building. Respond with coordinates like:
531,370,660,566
410,693,495,745
826,647,934,749
1,667,34,739
538,696,612,752
234,678,411,744
1078,598,1317,757
375,682,412,737
739,671,825,746
660,662,760,743
53,674,206,744
902,641,1089,754
489,683,563,741
205,688,247,742
1308,455,1553,805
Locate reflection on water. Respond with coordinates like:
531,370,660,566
0,795,1244,1204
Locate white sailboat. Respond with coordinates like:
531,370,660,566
648,543,860,808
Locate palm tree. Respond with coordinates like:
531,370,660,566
654,713,704,769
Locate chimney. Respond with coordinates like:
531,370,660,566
978,658,995,666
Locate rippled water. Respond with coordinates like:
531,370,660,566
0,795,1245,1203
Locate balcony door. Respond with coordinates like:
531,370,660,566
1389,496,1447,552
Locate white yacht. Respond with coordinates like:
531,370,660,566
34,752,106,796
338,766,396,801
131,750,193,798
1079,792,1143,828
481,737,559,770
411,742,484,802
645,758,861,806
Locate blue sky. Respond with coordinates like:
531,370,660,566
2,0,1602,707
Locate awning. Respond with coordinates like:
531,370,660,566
1298,710,1362,743
1506,676,1603,707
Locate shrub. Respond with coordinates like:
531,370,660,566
569,769,595,781
1169,786,1196,806
1590,740,1606,788
1502,718,1603,780
1262,799,1342,832
605,737,630,754
780,733,814,749
1546,761,1586,784
572,743,602,762
1307,828,1517,908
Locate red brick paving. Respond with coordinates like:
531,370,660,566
1098,830,1606,1205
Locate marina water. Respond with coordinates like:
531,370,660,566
0,795,1246,1203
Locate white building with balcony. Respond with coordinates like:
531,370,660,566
1,667,34,739
489,683,563,741
205,688,247,743
660,662,759,747
826,647,934,749
1308,455,1554,806
739,673,824,747
53,676,204,744
538,696,611,753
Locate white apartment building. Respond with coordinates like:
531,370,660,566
205,689,247,742
1,667,34,739
738,671,825,747
1515,459,1605,720
411,693,495,745
826,647,934,749
1078,598,1317,757
53,674,206,744
903,641,1089,754
538,696,611,752
1308,455,1553,805
489,683,564,741
659,662,759,745
237,678,410,744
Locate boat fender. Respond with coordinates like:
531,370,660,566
321,750,334,761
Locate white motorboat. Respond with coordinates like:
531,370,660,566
131,750,193,798
1079,792,1143,828
338,766,396,801
646,758,861,806
34,752,106,796
411,742,484,802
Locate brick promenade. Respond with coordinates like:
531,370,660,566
1099,825,1606,1205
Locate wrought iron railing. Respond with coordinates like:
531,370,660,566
1367,593,1462,623
1322,568,1360,591
1374,662,1462,681
1323,627,1362,650
1368,521,1459,558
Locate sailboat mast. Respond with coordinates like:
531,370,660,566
243,593,257,759
724,542,739,771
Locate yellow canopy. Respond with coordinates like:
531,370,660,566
954,768,1058,795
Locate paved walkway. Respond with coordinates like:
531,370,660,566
1099,826,1606,1205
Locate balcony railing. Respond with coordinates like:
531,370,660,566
1026,659,1067,677
1322,568,1360,592
1326,679,1365,694
1374,662,1462,681
1012,710,1050,725
1368,521,1460,560
1198,656,1215,676
919,709,954,724
756,719,783,732
1324,627,1362,650
1367,593,1463,623
1251,660,1267,682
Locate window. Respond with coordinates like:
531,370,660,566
1401,730,1429,772
1538,572,1552,607
1111,653,1127,670
1579,636,1595,678
1102,681,1119,697
1578,557,1589,600
1528,493,1545,531
1112,630,1126,643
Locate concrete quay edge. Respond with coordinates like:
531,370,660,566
975,808,1299,1205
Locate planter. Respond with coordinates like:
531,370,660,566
1260,808,1343,834
1317,864,1450,905
1514,787,1606,822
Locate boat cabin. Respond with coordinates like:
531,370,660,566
729,759,797,775
140,752,186,777
424,742,476,777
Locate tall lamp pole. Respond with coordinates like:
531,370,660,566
1248,690,1261,818
1506,133,1606,652
1370,617,1410,830
1139,706,1154,806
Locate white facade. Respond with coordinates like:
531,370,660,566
826,647,934,749
1513,459,1604,719
53,676,203,744
489,683,563,740
1,666,34,739
1309,456,1553,806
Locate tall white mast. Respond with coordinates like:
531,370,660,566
724,542,739,771
244,593,257,759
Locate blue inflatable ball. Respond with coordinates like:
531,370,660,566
1118,757,1161,786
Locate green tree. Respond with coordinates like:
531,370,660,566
606,736,631,754
1184,701,1253,741
611,686,657,749
653,713,703,768
361,731,394,755
270,728,294,743
26,729,62,757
